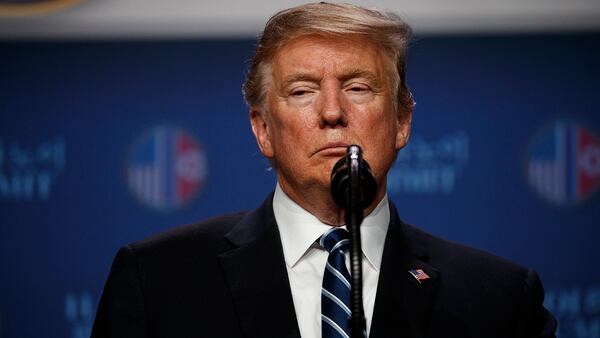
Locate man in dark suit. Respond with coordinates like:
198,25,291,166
92,3,556,337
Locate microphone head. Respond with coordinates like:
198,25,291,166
330,145,377,210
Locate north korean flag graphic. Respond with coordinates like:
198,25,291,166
528,121,600,206
127,126,207,211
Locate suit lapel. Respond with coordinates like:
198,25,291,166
218,195,301,338
369,203,440,338
403,260,440,338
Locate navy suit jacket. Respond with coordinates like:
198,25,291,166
92,194,556,337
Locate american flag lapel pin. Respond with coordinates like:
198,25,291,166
408,268,430,284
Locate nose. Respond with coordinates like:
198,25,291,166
319,85,348,128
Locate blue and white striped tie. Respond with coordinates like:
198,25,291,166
320,227,354,338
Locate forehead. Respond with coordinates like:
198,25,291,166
270,35,389,83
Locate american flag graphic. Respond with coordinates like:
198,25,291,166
528,121,600,206
409,268,430,283
127,126,207,210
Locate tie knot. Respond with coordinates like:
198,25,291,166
319,227,349,253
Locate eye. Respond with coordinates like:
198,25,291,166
346,84,370,93
291,89,310,96
289,85,317,97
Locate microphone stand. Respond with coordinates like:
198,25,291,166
346,146,366,338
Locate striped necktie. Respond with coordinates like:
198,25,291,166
320,227,354,338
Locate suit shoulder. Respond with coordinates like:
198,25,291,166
128,211,247,256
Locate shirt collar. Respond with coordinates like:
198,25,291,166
273,183,389,271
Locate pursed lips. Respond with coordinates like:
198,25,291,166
313,142,351,156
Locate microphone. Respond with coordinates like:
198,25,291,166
331,145,377,210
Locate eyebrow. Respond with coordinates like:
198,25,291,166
279,69,384,91
280,72,322,90
339,69,383,89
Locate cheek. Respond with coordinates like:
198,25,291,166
354,103,395,132
355,108,398,167
269,113,313,151
277,105,315,132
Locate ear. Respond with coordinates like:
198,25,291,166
395,109,412,151
249,108,274,158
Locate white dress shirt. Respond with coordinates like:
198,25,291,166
273,184,390,338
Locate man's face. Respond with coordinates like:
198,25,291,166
251,35,411,201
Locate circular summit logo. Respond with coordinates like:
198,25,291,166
126,126,207,211
527,120,600,206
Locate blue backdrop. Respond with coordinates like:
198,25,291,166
0,34,599,337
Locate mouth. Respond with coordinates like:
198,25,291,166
314,142,351,157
